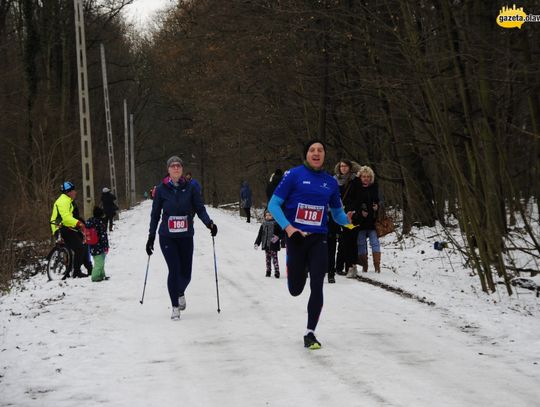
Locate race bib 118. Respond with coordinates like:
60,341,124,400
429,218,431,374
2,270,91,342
294,203,324,226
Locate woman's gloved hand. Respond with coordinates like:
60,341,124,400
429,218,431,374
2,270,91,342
146,235,155,256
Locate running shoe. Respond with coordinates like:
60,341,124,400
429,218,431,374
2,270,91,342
304,332,322,350
171,307,181,320
178,295,186,311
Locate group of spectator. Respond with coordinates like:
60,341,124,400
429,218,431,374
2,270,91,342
327,160,381,283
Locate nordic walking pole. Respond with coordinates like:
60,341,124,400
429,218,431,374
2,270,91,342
139,255,151,305
212,236,221,313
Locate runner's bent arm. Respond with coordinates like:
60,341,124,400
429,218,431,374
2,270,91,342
268,195,306,237
268,195,289,230
329,206,349,226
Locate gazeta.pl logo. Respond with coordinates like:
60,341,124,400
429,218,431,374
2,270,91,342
497,4,540,28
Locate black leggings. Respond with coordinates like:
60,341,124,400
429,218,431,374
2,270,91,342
286,233,327,331
105,214,114,231
159,235,194,307
243,207,251,222
336,227,359,271
327,233,337,277
60,227,84,275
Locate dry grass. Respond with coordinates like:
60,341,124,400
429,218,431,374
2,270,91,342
0,188,54,293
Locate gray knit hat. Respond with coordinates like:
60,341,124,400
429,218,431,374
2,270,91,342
166,156,183,167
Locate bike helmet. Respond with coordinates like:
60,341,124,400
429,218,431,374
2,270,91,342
61,181,75,193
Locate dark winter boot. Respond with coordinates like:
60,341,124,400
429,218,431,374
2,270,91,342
335,257,346,275
358,254,369,273
373,252,381,273
327,266,336,283
73,269,88,278
266,271,271,277
274,271,280,278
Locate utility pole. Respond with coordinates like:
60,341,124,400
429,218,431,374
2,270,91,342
124,99,129,206
74,0,95,218
100,43,117,197
129,113,136,205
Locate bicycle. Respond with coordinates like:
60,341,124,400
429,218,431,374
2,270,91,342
45,236,73,281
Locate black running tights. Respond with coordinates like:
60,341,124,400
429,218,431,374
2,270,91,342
286,233,327,331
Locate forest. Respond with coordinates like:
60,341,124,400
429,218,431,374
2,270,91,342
0,0,539,294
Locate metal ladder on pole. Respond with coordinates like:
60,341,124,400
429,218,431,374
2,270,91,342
129,114,136,206
100,43,117,197
74,0,95,218
124,100,130,207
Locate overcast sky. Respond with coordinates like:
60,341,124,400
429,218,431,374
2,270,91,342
123,0,174,31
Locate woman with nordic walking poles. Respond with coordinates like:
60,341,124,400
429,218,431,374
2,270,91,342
268,140,352,349
146,156,218,320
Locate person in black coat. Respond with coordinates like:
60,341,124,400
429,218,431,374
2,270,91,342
254,210,283,278
349,166,381,273
265,169,283,202
333,159,361,277
240,181,252,223
101,187,118,231
326,211,340,283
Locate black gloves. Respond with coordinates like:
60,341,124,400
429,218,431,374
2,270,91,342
351,212,360,225
289,231,305,244
146,235,155,256
208,222,218,237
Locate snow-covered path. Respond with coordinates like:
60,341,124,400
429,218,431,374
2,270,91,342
1,201,538,406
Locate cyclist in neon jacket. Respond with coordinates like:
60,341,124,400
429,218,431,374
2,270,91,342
50,181,88,278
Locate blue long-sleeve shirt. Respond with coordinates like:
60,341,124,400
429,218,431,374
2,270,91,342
268,165,349,234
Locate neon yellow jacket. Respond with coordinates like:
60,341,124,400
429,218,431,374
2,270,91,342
50,194,79,234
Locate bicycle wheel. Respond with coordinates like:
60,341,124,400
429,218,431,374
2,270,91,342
47,246,72,281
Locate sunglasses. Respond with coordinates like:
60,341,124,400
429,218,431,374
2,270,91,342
169,163,182,168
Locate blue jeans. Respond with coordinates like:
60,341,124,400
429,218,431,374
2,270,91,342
357,229,380,255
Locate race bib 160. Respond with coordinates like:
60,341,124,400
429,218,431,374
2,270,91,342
168,215,188,233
